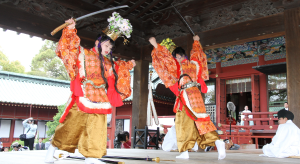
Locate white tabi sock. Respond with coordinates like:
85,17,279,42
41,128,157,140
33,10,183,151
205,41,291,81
176,150,189,159
215,140,226,160
44,144,58,163
85,158,105,164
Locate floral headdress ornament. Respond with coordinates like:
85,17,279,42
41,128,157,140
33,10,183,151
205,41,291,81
160,38,177,53
104,12,133,45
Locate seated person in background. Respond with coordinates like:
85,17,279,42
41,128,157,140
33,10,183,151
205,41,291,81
241,106,254,126
120,131,131,149
226,116,236,125
11,142,28,151
36,138,45,150
4,147,9,152
224,139,240,150
262,110,300,158
236,115,241,125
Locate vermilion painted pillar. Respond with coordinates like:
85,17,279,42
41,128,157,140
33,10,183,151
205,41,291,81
216,78,226,125
215,62,226,125
251,74,260,113
259,73,268,113
9,119,15,146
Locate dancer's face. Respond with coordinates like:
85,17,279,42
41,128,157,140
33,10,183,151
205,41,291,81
176,54,184,63
100,40,113,56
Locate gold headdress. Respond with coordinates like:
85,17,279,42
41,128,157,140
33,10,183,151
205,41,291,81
103,12,132,44
160,38,177,53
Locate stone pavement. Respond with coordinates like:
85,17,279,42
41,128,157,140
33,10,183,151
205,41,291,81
0,149,299,164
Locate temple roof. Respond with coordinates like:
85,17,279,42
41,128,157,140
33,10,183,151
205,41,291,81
0,71,70,106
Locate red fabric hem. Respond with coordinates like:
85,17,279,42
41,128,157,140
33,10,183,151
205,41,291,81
174,58,181,79
107,75,123,107
76,97,112,114
169,83,179,96
59,95,76,123
196,116,210,122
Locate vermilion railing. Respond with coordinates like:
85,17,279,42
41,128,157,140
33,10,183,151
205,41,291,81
243,112,278,130
218,124,252,145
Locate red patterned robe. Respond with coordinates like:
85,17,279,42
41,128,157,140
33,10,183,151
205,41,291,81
56,27,133,123
151,40,216,135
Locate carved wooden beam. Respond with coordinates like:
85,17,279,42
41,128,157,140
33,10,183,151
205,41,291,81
103,0,116,8
123,0,148,16
119,0,131,6
141,13,285,61
54,0,101,12
136,0,163,18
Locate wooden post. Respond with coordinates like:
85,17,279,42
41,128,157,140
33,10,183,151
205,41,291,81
131,59,149,146
216,78,226,124
284,7,300,127
251,74,260,113
9,119,15,145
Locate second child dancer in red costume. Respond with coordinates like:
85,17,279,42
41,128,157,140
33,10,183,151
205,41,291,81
45,12,135,164
149,35,226,160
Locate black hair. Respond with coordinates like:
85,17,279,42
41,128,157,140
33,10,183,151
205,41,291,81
278,109,294,120
286,111,294,120
172,47,186,58
123,131,129,138
284,102,288,104
96,33,123,95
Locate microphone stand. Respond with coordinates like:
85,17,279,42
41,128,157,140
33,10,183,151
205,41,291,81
229,111,232,140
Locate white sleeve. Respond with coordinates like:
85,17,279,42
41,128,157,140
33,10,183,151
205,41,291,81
22,119,30,128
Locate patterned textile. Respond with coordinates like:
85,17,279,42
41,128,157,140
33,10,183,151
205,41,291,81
84,50,110,103
151,44,178,88
56,27,133,116
190,41,209,81
151,40,215,135
185,87,206,113
195,120,217,135
56,27,80,81
116,60,134,100
180,60,197,84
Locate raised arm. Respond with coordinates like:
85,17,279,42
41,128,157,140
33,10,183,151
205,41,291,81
115,60,135,100
55,18,81,81
22,118,32,128
190,35,209,81
149,37,178,88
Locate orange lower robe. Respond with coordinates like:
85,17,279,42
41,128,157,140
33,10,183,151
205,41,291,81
51,27,133,158
151,40,219,152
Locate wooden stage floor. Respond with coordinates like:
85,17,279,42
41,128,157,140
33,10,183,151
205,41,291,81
0,149,299,164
